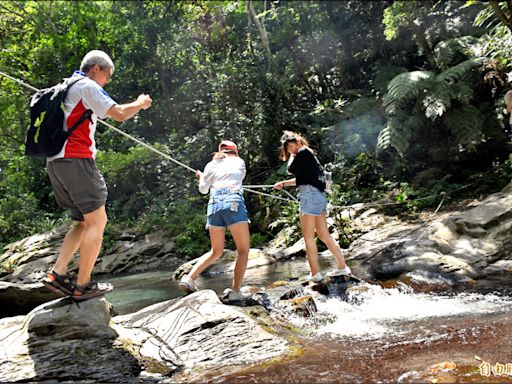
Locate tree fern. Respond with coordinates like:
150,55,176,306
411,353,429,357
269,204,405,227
377,117,415,156
379,50,488,158
383,71,433,115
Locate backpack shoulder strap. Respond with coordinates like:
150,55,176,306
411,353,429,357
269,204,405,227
64,76,93,135
68,109,93,135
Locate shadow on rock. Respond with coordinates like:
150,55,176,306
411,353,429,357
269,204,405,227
0,297,140,383
0,282,60,318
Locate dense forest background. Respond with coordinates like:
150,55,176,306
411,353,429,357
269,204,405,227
1,0,512,260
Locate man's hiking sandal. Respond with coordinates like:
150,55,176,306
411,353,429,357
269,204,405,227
42,269,75,296
72,281,113,301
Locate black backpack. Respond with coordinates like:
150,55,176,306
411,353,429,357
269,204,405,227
25,77,92,157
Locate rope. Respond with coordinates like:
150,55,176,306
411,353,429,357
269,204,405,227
330,193,439,210
0,71,295,202
355,192,446,244
0,71,478,209
357,192,448,265
96,120,197,173
243,187,298,203
0,71,39,92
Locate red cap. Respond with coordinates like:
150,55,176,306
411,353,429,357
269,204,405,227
218,140,238,155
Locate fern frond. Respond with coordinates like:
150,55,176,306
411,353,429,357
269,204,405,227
437,58,483,83
434,36,479,69
383,71,434,115
423,95,448,119
386,71,434,100
377,119,411,156
376,124,391,150
447,82,474,105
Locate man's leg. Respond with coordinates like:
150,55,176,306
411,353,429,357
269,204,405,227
53,221,88,275
76,205,108,286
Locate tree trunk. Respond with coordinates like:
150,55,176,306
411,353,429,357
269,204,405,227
246,0,277,77
490,1,512,33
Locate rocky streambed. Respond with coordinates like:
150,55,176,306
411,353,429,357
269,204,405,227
0,275,362,383
1,184,512,382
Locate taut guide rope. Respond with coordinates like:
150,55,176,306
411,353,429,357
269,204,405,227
2,71,474,211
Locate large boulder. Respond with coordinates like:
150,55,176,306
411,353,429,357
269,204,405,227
114,290,289,372
0,282,59,317
347,185,512,287
0,290,291,382
1,225,177,284
93,234,176,274
0,297,139,383
0,226,65,284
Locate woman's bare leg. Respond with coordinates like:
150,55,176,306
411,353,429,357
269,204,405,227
229,222,250,291
188,227,225,280
300,214,320,276
315,213,347,269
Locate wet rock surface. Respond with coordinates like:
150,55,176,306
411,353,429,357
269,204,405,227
0,288,299,383
0,298,139,383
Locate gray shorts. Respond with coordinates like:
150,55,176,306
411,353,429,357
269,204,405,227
47,158,107,221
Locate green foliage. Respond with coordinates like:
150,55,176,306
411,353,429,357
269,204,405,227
383,1,423,42
434,36,479,69
0,153,63,246
0,0,510,256
377,51,503,165
268,202,301,248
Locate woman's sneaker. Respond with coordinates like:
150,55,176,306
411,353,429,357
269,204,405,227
222,288,245,301
179,275,198,294
326,266,352,277
307,272,323,283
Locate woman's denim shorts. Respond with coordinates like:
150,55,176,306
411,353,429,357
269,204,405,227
206,189,250,229
297,185,327,216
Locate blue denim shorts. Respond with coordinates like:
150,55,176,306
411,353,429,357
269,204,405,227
206,189,250,229
297,185,327,216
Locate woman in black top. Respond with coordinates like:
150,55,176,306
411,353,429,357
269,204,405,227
274,131,351,282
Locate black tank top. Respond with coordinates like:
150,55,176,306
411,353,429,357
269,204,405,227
288,147,326,192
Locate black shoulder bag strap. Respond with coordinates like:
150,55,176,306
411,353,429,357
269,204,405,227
67,109,93,136
65,77,93,136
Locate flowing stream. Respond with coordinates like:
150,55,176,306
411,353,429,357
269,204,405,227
99,257,512,383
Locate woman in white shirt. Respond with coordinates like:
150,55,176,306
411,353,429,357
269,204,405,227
179,141,250,301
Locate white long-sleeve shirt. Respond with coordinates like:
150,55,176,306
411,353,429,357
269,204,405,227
198,156,246,194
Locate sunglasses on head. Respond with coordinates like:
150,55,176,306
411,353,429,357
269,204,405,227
280,133,297,145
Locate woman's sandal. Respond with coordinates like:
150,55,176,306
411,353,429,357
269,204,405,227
42,269,75,296
72,280,113,301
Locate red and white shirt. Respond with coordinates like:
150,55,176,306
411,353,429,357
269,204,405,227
47,71,117,161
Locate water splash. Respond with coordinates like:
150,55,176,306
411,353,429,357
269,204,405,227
313,283,512,340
